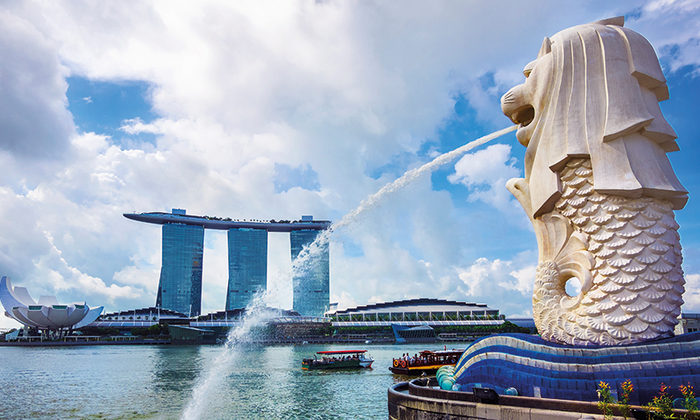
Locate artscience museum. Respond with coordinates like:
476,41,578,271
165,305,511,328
0,276,103,333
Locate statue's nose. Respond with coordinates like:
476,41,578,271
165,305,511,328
501,85,525,122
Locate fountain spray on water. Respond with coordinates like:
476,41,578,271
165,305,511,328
181,289,279,420
181,125,515,419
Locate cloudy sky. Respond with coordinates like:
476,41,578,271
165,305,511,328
2,0,700,329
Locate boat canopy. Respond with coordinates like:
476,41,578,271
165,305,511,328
419,349,464,356
316,350,367,355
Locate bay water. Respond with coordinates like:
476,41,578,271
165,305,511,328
0,127,516,419
0,342,465,419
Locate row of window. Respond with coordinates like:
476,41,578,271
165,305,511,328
332,312,501,322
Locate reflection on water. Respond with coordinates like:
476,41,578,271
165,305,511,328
152,346,204,393
0,343,465,419
149,346,205,416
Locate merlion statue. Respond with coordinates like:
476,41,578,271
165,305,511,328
501,17,688,346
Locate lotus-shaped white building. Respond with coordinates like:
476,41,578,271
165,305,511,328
0,276,103,331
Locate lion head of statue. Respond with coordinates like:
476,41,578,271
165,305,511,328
502,16,687,219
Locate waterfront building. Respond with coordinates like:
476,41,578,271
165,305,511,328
93,307,190,329
226,228,268,310
155,222,204,317
675,313,700,334
0,276,103,332
124,209,332,316
291,228,330,317
326,298,502,327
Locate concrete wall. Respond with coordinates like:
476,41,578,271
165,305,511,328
388,380,634,420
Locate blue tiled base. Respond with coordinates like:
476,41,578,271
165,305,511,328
452,332,700,405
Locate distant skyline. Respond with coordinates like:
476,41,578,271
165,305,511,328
1,1,700,329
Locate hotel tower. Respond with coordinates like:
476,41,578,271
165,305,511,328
125,209,331,317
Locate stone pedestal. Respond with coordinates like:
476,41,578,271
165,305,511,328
449,333,700,405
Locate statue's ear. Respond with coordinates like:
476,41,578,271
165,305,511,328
537,37,551,59
594,16,624,27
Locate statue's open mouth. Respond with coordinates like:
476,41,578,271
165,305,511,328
511,105,535,128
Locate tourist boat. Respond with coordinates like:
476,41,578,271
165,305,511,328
389,348,464,375
301,350,374,370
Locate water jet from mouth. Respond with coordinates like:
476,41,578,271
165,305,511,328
181,124,516,419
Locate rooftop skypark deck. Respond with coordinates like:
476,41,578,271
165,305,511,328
125,209,331,317
124,211,332,232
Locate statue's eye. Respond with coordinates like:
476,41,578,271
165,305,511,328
523,59,538,78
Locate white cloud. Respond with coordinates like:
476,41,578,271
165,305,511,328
508,264,537,296
626,0,700,73
682,274,700,312
40,231,143,302
0,10,74,159
331,291,359,311
0,1,697,330
71,132,110,155
644,0,700,11
458,258,510,297
449,144,519,188
452,256,537,316
448,143,526,224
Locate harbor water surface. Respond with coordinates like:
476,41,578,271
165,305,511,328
0,342,463,419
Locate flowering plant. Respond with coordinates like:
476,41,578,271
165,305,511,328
646,383,675,419
619,380,633,419
680,383,697,419
597,381,615,420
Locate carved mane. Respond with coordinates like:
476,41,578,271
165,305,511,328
523,17,687,218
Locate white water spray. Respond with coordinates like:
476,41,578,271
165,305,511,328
181,291,278,420
181,125,516,419
291,125,517,269
337,125,516,229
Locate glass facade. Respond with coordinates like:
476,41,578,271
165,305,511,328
290,230,329,317
226,228,268,310
155,223,204,316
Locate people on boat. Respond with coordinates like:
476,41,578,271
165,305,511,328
390,348,464,372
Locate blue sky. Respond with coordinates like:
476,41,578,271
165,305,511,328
67,77,158,146
1,1,700,329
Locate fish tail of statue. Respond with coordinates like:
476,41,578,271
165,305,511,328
511,158,685,346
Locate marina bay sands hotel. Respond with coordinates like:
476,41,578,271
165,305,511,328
124,209,331,317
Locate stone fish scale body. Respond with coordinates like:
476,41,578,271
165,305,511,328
534,158,684,346
502,18,689,346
